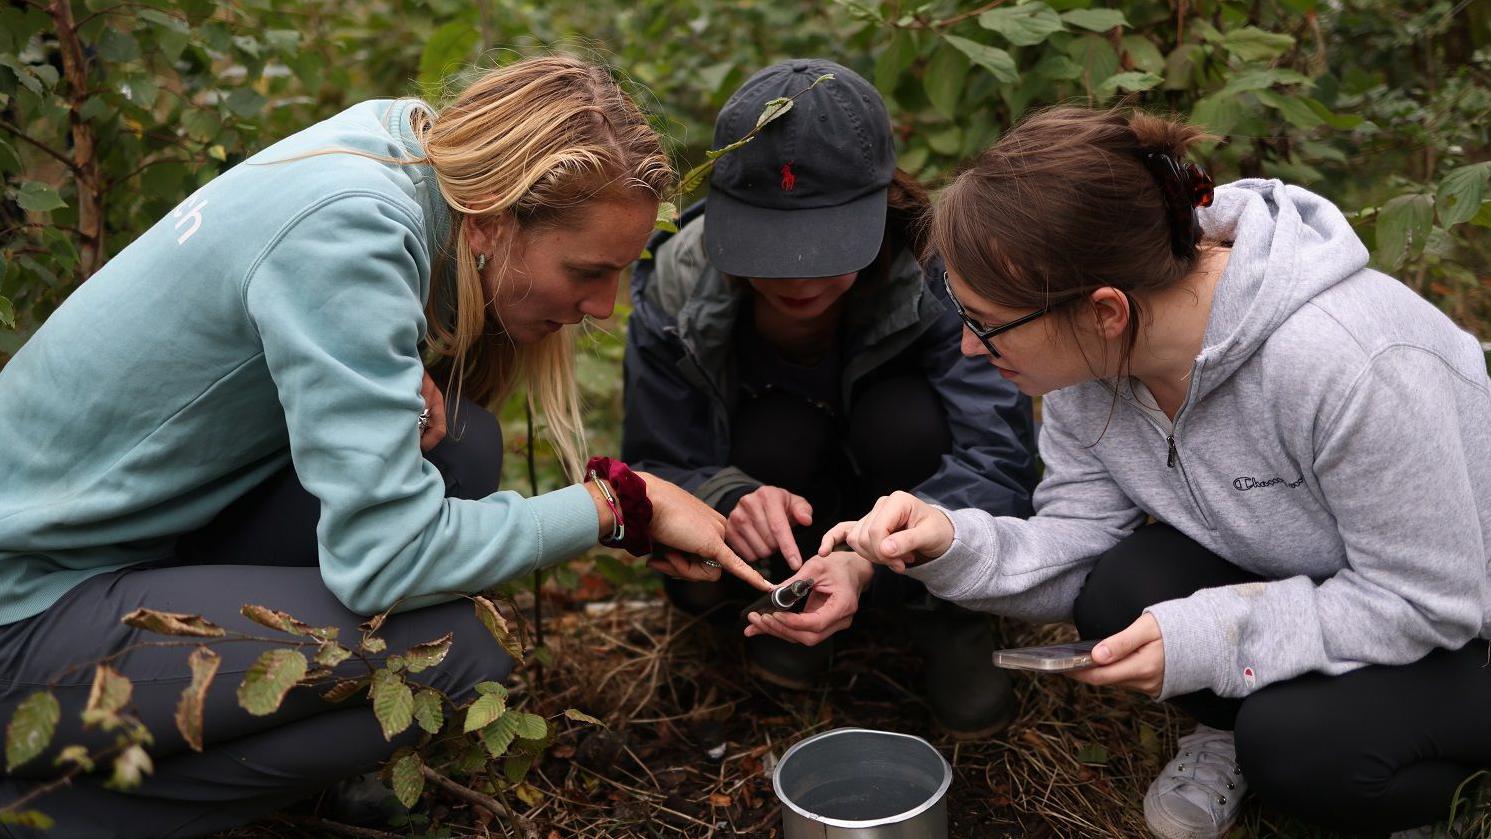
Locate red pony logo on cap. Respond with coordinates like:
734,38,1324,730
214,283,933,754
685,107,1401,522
779,162,796,192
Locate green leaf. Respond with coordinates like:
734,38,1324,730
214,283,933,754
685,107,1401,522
5,691,59,771
1221,27,1296,62
0,809,55,829
1375,193,1434,271
475,681,509,697
463,691,507,733
174,646,219,752
1255,90,1324,130
390,752,424,809
1075,742,1110,764
504,752,534,784
1031,53,1083,81
473,596,524,664
1098,71,1163,98
874,30,918,94
513,712,547,741
82,665,133,729
927,125,963,155
15,182,66,213
755,96,793,130
105,744,153,790
123,608,225,638
1218,67,1314,97
0,296,13,330
1062,8,1128,32
1302,98,1362,130
236,649,308,716
224,88,266,119
314,642,351,667
419,21,479,88
370,669,413,740
403,632,453,674
654,201,678,231
563,708,606,727
923,44,970,119
1120,35,1165,74
942,35,1018,84
480,712,522,757
413,689,443,734
1190,93,1242,135
265,29,301,54
1066,34,1120,95
96,28,141,63
1436,162,1491,229
978,3,1064,46
0,138,22,174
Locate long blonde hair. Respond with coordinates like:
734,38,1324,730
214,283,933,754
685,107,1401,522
416,56,674,479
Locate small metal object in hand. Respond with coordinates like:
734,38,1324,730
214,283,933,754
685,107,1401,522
739,578,816,622
701,559,722,569
417,407,432,433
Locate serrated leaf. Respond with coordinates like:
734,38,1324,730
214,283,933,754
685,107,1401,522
513,712,547,741
174,646,219,752
1062,8,1128,32
122,608,225,638
390,752,424,809
241,604,311,636
5,691,59,771
464,692,507,733
0,809,54,829
403,633,452,674
370,669,413,740
236,649,307,716
413,689,443,734
979,3,1064,46
15,182,66,213
942,35,1017,84
473,596,524,664
654,201,678,229
315,642,352,667
480,712,522,757
1375,193,1434,271
362,636,387,654
475,681,509,697
563,708,606,727
923,44,970,119
1437,162,1491,229
419,21,479,88
105,744,153,790
322,677,368,703
755,96,793,130
82,665,133,729
1221,27,1295,62
1098,71,1163,97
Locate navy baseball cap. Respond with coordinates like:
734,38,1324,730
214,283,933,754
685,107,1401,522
704,59,896,280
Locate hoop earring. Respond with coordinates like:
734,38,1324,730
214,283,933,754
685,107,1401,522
475,253,488,272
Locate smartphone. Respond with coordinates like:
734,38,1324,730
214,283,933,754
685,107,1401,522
991,639,1099,672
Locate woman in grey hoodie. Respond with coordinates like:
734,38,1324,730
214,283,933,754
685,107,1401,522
751,107,1491,838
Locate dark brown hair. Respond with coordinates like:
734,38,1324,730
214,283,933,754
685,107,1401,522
930,106,1214,377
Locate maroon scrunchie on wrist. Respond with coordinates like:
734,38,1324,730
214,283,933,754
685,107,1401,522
585,456,653,557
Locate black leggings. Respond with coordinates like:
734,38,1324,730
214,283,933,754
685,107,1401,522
667,372,952,616
1073,524,1491,834
0,399,508,839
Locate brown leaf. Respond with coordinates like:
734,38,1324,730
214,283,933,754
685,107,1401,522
82,665,132,729
322,678,369,703
174,647,219,752
473,596,524,665
708,792,733,807
122,608,224,638
403,632,453,674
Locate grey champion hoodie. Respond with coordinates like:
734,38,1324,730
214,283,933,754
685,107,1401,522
907,179,1491,700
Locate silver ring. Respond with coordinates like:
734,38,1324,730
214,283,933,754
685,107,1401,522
417,408,432,433
701,559,722,569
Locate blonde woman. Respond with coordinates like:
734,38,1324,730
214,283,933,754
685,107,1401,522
0,56,762,838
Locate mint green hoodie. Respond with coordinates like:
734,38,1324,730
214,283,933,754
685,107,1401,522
0,99,599,624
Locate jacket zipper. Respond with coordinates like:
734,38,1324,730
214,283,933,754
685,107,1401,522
1163,424,1215,531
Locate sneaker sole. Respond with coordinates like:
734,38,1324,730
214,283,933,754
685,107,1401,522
1143,786,1237,839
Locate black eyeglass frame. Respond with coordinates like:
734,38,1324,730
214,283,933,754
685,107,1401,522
942,272,1057,359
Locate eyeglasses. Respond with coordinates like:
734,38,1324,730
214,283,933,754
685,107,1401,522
942,272,1054,359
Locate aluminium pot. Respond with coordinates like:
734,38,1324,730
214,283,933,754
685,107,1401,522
773,727,952,838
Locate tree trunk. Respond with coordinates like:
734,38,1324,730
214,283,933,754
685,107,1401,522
50,0,105,282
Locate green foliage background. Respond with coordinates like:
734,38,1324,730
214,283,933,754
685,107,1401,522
3,0,1489,411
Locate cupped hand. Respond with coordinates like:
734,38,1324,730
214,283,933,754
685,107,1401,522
816,490,955,573
1064,613,1166,698
419,371,447,452
742,552,874,646
635,471,773,592
726,485,814,570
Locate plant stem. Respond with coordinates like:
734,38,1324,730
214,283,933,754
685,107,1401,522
418,765,538,839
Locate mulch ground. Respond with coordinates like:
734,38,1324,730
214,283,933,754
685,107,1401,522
220,563,1487,838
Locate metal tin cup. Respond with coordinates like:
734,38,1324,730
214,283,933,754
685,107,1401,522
773,727,952,838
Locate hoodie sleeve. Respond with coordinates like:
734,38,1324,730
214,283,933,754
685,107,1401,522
1145,347,1487,699
907,392,1148,622
912,298,1038,518
243,194,599,615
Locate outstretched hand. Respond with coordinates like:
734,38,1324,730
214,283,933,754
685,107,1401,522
742,552,874,647
816,491,955,573
635,471,774,592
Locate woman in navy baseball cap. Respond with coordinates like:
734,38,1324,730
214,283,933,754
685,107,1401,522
620,59,1039,738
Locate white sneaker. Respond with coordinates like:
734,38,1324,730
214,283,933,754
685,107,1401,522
1144,724,1247,839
